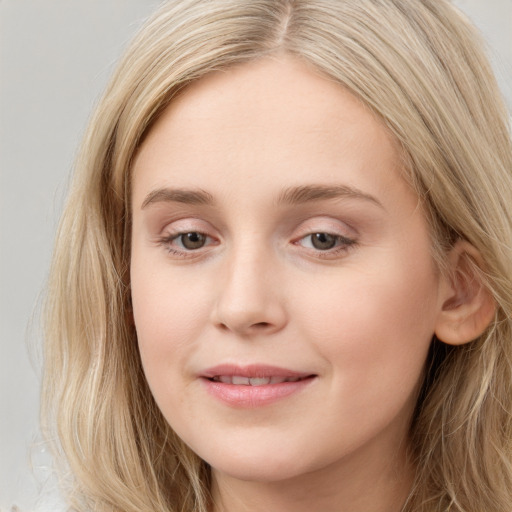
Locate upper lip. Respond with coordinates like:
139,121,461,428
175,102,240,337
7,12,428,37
201,364,314,380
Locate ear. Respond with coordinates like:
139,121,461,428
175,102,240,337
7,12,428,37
435,240,496,346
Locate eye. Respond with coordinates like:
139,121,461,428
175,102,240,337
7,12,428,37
176,232,208,250
309,233,337,250
297,232,356,252
157,230,216,256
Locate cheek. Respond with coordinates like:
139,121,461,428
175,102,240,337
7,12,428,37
295,256,439,393
130,262,210,392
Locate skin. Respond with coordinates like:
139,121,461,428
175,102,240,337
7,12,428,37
130,55,453,512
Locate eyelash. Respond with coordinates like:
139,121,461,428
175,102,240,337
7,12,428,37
157,232,216,257
157,231,357,259
294,232,357,258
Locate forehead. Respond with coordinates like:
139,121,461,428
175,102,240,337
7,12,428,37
132,55,414,214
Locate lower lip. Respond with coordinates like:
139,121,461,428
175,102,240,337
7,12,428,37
201,377,315,408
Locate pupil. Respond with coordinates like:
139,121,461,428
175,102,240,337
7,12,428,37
311,233,336,250
182,232,205,250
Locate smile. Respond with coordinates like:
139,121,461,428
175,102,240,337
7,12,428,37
200,365,316,407
210,375,306,385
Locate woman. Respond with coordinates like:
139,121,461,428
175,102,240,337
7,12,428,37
42,1,512,510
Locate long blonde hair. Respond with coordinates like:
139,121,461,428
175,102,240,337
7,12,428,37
42,1,512,511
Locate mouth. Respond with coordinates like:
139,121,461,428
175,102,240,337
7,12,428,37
201,364,315,383
200,364,316,407
208,375,311,385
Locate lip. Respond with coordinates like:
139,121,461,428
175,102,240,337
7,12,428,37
200,364,317,408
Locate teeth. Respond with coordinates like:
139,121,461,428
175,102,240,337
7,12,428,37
213,375,305,385
232,376,250,385
270,376,287,384
249,377,271,386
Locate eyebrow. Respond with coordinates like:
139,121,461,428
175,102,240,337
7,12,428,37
140,184,384,210
276,184,384,209
141,187,215,209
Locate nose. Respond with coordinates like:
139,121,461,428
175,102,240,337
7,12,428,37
210,245,288,336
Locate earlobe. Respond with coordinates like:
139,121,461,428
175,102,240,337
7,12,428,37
435,240,496,346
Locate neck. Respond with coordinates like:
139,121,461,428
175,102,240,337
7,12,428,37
211,438,414,512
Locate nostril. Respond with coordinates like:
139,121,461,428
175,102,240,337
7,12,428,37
216,320,273,333
254,322,271,328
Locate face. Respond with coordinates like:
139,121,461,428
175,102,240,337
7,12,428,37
130,56,444,485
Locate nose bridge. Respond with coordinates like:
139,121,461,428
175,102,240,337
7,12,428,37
212,236,286,335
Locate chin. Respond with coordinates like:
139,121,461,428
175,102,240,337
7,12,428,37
202,443,321,483
212,459,306,483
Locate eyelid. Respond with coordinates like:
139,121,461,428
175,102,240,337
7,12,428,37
289,217,358,258
157,230,219,259
153,215,358,260
154,217,220,258
159,215,212,232
291,216,357,239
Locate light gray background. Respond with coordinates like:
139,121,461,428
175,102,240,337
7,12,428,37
1,0,510,509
